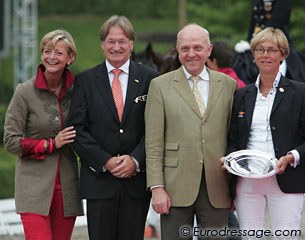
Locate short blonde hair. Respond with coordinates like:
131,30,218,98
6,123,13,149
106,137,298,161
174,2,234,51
250,27,289,58
40,29,77,64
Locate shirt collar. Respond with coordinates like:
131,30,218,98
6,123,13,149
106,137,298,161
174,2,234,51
34,64,74,92
255,72,281,91
182,65,210,81
106,59,130,74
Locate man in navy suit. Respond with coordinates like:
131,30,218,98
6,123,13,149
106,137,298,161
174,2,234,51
68,15,158,240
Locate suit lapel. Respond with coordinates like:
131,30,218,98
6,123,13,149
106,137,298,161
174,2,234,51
271,76,290,114
245,84,257,128
122,62,141,123
204,70,223,120
173,67,202,118
94,63,121,122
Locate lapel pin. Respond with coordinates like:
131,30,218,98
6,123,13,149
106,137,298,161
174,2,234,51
134,79,139,83
279,87,284,92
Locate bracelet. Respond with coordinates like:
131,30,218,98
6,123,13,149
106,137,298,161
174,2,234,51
49,138,53,154
44,139,49,152
52,138,57,150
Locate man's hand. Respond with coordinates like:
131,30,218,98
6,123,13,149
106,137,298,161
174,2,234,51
151,187,171,215
110,155,137,178
104,156,121,172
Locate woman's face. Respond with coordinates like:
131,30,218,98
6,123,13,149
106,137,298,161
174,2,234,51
41,40,73,75
253,41,285,75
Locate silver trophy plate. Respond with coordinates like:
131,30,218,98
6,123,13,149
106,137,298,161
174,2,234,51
224,150,279,178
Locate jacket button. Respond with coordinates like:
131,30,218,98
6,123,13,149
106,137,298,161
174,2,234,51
119,129,124,134
271,126,276,130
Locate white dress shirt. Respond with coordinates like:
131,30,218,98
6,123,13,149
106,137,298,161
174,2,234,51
182,66,210,107
104,60,140,172
247,72,299,167
106,60,130,103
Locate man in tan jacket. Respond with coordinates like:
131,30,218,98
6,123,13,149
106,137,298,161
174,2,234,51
145,24,237,239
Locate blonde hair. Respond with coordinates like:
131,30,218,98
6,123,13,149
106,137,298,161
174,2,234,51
250,27,289,58
40,29,77,64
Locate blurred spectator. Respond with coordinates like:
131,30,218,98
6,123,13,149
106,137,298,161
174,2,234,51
207,41,246,89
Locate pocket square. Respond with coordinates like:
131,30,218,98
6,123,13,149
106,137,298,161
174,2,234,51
134,95,147,103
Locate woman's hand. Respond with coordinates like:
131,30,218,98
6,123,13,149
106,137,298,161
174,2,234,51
277,154,294,174
54,126,76,149
220,157,227,171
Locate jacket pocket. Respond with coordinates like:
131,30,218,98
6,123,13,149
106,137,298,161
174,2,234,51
165,142,179,150
164,142,179,167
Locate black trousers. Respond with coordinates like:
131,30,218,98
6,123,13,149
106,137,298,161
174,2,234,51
86,184,150,240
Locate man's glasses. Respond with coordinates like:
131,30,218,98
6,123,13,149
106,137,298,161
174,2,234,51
254,47,281,55
104,40,130,46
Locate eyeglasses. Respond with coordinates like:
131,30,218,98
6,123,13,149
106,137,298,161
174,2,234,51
104,39,130,46
254,47,281,55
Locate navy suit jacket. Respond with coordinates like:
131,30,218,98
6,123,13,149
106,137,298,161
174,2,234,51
227,76,305,198
68,61,158,199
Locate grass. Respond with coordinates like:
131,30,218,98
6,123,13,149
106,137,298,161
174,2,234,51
0,147,16,199
0,146,16,167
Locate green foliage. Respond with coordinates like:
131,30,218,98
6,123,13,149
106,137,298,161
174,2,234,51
290,6,305,53
0,147,16,199
0,104,7,145
188,1,251,45
38,0,177,18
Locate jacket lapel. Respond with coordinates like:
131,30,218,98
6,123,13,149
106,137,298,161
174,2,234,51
271,76,290,114
173,67,202,119
204,70,223,120
94,63,121,122
122,62,141,123
245,84,257,128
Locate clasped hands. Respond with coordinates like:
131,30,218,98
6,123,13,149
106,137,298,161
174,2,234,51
105,155,137,178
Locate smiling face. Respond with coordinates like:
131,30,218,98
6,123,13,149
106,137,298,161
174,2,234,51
253,41,285,75
41,40,74,75
176,24,212,76
101,26,134,68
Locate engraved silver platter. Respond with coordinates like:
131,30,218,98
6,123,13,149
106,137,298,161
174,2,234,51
224,150,279,178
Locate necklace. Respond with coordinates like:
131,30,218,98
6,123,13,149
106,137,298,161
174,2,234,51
49,85,62,92
48,80,63,93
